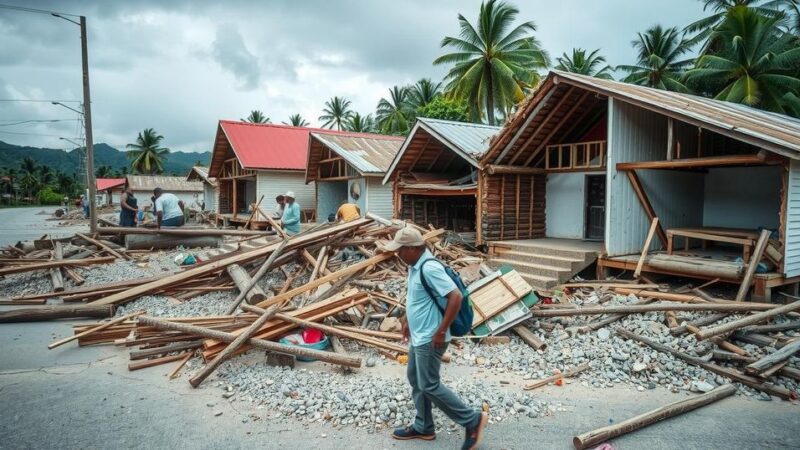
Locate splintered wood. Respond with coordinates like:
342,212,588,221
470,270,532,327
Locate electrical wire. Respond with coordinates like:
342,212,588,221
0,4,80,18
0,119,81,126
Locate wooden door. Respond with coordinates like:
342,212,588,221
584,175,606,241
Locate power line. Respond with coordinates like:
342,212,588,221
0,4,80,18
0,129,65,138
0,99,82,103
0,119,81,126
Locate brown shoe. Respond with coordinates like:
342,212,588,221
462,412,488,450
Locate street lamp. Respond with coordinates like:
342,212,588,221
51,101,84,115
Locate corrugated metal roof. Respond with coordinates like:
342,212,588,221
96,178,125,191
418,118,501,158
126,175,203,192
552,71,800,158
186,166,217,186
309,132,404,174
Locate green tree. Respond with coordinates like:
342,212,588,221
38,165,54,187
283,114,310,127
345,113,377,133
242,110,270,123
555,48,614,79
56,171,75,197
407,78,443,111
684,1,782,45
319,96,353,130
95,165,112,178
686,6,800,115
617,25,694,92
434,0,550,123
416,96,471,122
126,128,170,175
19,157,39,200
377,86,414,135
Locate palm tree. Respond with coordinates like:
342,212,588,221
555,48,614,79
126,128,170,175
38,165,54,187
685,5,800,115
95,165,112,178
376,86,414,135
684,0,781,45
283,114,310,127
242,110,270,123
407,78,443,111
56,171,75,197
346,113,377,133
434,0,550,124
319,96,353,130
19,158,39,201
617,25,694,92
763,0,800,34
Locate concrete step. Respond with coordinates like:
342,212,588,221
491,249,584,270
492,242,593,261
490,257,572,279
518,272,559,290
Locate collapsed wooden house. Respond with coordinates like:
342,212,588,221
208,121,322,226
186,166,217,211
125,175,203,206
383,118,501,243
482,70,800,295
305,132,404,222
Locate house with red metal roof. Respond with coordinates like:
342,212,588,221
95,178,126,205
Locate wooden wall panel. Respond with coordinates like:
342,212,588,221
480,173,545,242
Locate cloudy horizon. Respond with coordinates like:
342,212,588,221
0,0,708,156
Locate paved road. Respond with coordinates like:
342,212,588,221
0,206,87,246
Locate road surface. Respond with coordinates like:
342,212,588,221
0,206,88,246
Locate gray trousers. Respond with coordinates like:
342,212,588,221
408,342,480,434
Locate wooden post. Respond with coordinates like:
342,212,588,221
735,229,772,301
572,384,735,449
0,304,114,323
224,238,289,315
666,118,674,161
745,338,800,375
243,195,265,230
49,242,64,293
137,315,362,368
232,179,238,218
634,217,659,278
696,300,800,340
515,174,520,239
512,325,547,350
226,264,268,305
625,171,668,248
76,232,128,260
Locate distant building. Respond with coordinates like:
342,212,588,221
125,175,203,208
96,178,126,205
186,166,217,211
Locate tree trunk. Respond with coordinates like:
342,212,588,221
485,63,495,125
0,304,114,323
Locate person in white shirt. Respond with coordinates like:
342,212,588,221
153,187,185,228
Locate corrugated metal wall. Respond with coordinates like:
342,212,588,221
256,170,316,216
545,172,585,239
316,181,348,223
365,177,394,219
784,160,800,277
204,184,216,211
606,99,705,256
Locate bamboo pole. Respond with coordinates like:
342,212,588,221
695,300,800,340
137,315,362,368
48,311,143,349
572,384,736,450
524,362,590,390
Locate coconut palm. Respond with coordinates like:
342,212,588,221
283,114,310,127
555,48,614,79
95,165,112,178
407,78,443,111
376,86,414,135
126,128,170,175
319,97,353,130
56,171,75,197
686,5,800,115
617,25,694,92
434,0,550,123
346,113,377,133
684,0,782,45
38,165,54,187
242,110,270,123
763,0,800,34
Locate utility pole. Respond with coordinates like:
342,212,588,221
80,16,97,233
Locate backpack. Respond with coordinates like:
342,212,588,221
419,259,474,336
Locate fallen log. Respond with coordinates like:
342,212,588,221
616,328,795,400
524,362,590,390
572,384,736,450
226,264,268,305
0,256,115,276
695,300,800,340
99,226,272,237
741,320,800,334
532,302,781,318
48,311,143,349
76,232,129,260
745,338,800,375
512,325,547,350
137,315,362,368
670,313,729,336
612,288,711,304
124,234,221,250
224,238,289,315
0,304,114,323
49,242,64,292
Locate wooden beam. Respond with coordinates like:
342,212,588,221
0,256,115,276
522,91,593,166
625,171,668,248
531,302,783,317
485,165,546,175
76,233,128,260
491,87,558,164
616,153,767,171
666,118,674,161
506,86,576,165
696,300,800,340
48,311,144,349
736,229,772,301
634,217,659,278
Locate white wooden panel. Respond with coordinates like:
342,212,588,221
365,177,394,219
785,160,800,277
545,172,585,239
256,170,316,217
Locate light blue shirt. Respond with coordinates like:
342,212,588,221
406,249,457,347
281,202,301,234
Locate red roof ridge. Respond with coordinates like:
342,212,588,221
219,120,404,140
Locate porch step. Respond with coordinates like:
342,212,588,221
490,257,572,280
493,241,594,261
491,249,584,270
518,272,560,290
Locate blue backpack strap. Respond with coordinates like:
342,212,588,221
419,259,446,316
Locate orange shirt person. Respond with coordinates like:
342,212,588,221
336,202,361,222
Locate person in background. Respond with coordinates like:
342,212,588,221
381,227,487,449
272,195,286,219
82,190,90,218
62,196,69,214
336,201,361,223
280,191,301,235
153,187,185,228
119,183,138,227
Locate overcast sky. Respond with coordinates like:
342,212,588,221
0,0,708,156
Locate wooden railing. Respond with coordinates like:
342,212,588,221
545,140,606,171
219,158,256,179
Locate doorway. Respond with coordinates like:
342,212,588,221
584,174,606,241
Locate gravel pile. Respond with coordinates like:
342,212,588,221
214,361,557,430
0,271,53,297
116,291,236,317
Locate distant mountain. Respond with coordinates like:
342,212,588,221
0,140,211,176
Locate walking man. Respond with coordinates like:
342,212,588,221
280,191,301,235
153,187,185,228
382,227,487,449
